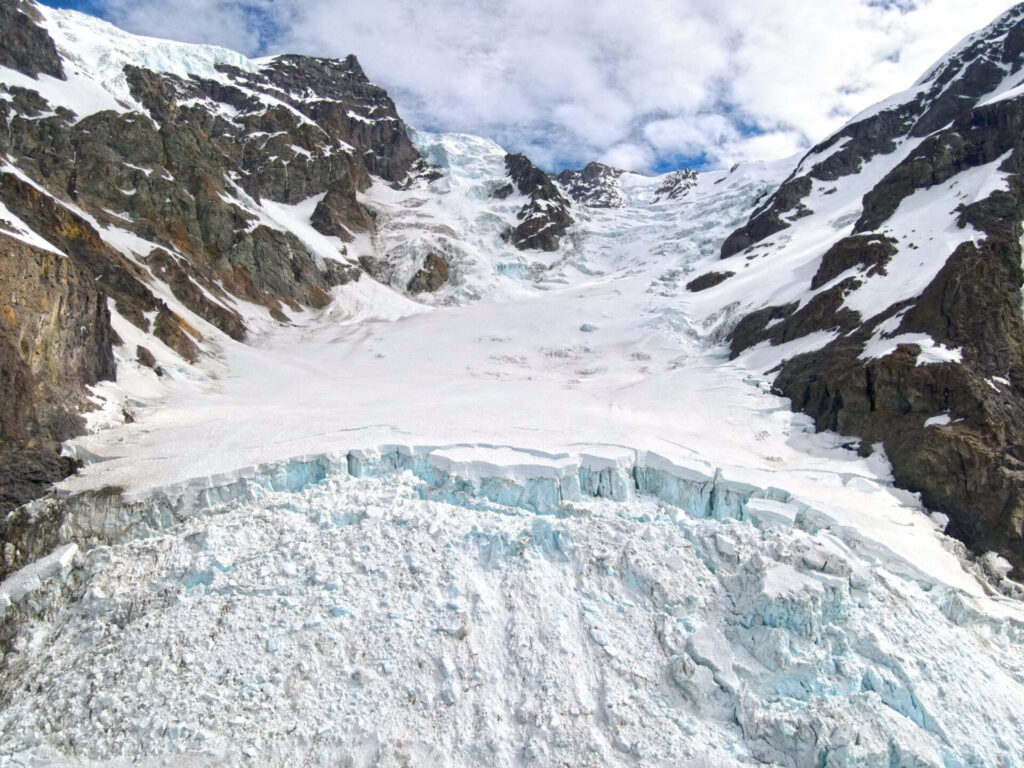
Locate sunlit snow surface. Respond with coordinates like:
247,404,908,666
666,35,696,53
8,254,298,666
57,133,989,597
2,72,1023,763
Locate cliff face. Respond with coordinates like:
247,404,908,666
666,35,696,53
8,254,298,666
0,233,114,509
0,0,423,506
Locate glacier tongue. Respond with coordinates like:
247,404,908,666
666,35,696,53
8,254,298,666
1,454,1022,767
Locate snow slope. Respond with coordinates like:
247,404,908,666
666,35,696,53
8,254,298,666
46,126,1022,608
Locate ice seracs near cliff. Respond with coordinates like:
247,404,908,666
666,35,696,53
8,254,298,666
1,0,1024,766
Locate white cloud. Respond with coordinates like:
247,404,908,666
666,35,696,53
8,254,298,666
599,142,656,173
92,0,285,54
89,0,1017,172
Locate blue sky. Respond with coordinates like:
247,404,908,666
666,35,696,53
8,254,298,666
40,0,1016,173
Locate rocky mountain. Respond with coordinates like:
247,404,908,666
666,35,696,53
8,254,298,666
702,4,1024,574
0,0,569,509
556,162,629,208
2,2,1024,766
501,152,574,251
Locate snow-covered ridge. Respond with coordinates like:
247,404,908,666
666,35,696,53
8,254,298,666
913,2,1024,89
39,4,258,110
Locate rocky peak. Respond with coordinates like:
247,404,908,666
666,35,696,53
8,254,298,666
255,53,369,97
653,169,699,202
722,2,1024,259
502,153,574,251
555,162,627,208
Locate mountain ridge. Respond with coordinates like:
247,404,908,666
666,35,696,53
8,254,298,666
713,0,1024,573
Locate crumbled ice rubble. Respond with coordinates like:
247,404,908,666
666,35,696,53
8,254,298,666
2,467,1022,768
0,544,77,615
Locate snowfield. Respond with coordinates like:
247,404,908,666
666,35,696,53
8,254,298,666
55,131,1007,602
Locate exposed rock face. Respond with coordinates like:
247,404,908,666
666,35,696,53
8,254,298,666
0,0,63,78
725,10,1024,573
729,279,861,356
502,153,573,251
406,252,450,294
0,0,419,507
311,187,375,241
555,162,627,208
0,233,114,511
809,234,896,290
720,176,812,259
245,54,419,183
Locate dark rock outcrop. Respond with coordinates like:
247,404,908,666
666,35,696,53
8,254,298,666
810,234,897,290
143,249,247,342
0,0,64,78
490,183,514,200
720,176,812,259
686,271,734,292
556,162,627,208
503,153,573,251
406,252,450,294
310,186,375,241
0,449,78,515
729,279,862,358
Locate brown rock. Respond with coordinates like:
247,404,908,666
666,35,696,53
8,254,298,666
407,253,450,294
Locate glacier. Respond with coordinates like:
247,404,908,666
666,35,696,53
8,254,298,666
3,113,1021,768
2,451,1022,767
4,116,1015,767
2,4,1024,766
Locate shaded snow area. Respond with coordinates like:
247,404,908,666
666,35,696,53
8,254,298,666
3,457,1023,768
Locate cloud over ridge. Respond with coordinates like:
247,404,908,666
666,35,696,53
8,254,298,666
88,0,1015,171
